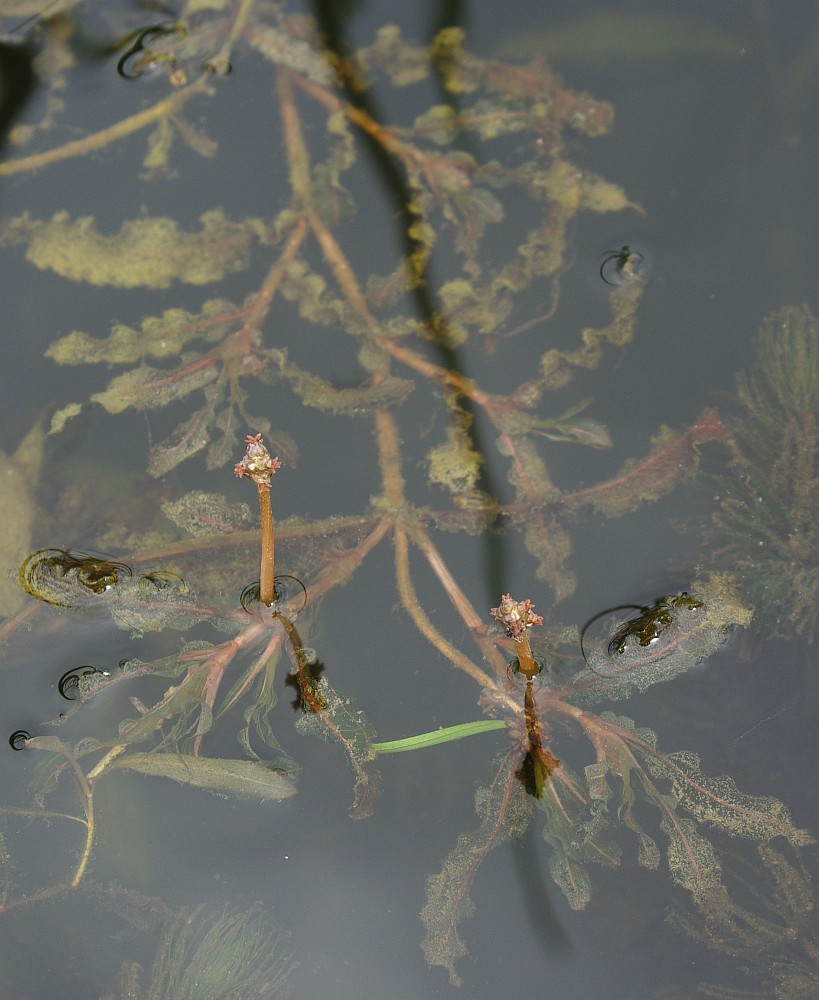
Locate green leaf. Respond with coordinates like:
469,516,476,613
46,299,241,366
108,753,297,801
89,357,218,415
2,210,268,288
372,719,507,753
161,491,255,538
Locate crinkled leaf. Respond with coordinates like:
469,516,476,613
427,425,483,496
540,277,644,390
101,576,210,635
89,356,218,414
46,299,240,366
244,21,334,84
421,750,531,986
412,104,460,145
499,433,560,507
358,24,432,86
108,753,297,801
295,676,381,819
148,412,213,477
578,711,813,919
564,409,726,516
162,491,256,538
280,365,414,415
524,512,575,601
535,764,620,910
2,210,268,288
659,812,725,909
643,750,814,846
48,402,83,434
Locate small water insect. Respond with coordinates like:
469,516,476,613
600,244,644,285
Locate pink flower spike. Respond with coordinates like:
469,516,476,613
490,593,543,639
234,433,282,489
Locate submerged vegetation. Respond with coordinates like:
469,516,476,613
705,305,819,642
87,885,293,1000
0,1,816,995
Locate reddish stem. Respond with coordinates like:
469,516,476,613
258,485,276,605
514,631,540,680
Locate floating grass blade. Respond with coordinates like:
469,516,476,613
372,720,507,754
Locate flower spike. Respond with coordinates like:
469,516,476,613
235,433,281,605
234,433,282,491
490,594,543,679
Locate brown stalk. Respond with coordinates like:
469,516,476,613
257,485,276,605
234,434,282,606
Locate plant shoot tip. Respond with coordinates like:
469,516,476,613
490,593,543,638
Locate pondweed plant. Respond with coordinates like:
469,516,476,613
704,305,819,642
0,2,814,992
84,884,293,1000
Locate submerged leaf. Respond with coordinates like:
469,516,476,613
46,299,241,365
706,306,819,640
148,412,213,477
2,210,268,288
161,491,256,537
89,358,218,415
294,676,381,819
565,409,727,517
0,422,43,617
108,753,297,801
535,763,620,910
644,750,814,846
497,13,744,68
272,354,414,414
145,902,293,1000
421,750,531,986
573,711,814,914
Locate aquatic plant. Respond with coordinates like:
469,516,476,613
92,889,293,1000
704,305,819,640
671,842,819,998
0,3,811,993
